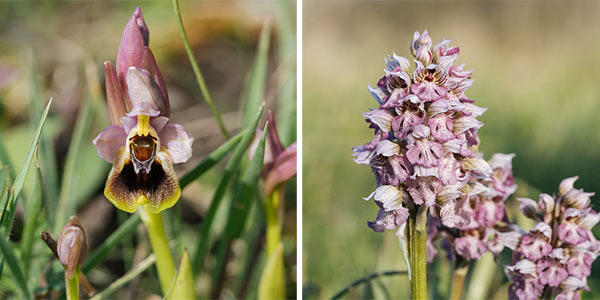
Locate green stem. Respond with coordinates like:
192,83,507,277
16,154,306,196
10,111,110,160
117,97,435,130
449,263,468,300
408,206,428,300
66,266,80,300
265,187,282,255
172,0,230,139
139,205,175,296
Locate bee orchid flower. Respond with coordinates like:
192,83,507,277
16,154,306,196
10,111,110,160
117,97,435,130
93,6,193,214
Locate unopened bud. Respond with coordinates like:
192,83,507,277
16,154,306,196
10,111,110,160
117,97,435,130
57,216,88,278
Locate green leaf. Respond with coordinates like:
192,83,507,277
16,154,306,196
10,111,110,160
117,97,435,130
225,122,268,239
0,232,31,299
257,242,285,300
179,130,246,189
82,214,141,274
168,250,196,299
89,254,156,300
191,103,264,274
0,98,52,235
55,96,95,233
241,22,271,129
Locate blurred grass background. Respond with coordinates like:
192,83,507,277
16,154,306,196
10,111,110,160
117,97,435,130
0,1,296,298
303,1,600,299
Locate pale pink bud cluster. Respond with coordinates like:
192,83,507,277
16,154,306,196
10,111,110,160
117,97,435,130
504,177,600,300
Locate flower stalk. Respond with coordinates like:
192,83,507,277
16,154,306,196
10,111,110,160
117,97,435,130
139,204,175,295
408,206,428,300
66,266,80,300
449,261,468,300
265,187,282,255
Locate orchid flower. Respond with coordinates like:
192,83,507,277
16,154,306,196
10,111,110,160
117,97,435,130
93,6,194,214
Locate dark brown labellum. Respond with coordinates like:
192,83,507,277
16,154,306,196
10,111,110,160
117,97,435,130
130,135,156,174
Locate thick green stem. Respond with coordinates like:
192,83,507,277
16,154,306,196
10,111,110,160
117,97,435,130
408,206,428,300
66,266,80,300
139,205,175,296
265,188,282,255
449,263,468,300
172,0,230,139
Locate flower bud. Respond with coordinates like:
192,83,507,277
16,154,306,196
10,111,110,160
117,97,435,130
57,216,88,278
116,6,150,101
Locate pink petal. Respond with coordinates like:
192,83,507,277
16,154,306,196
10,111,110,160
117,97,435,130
159,124,194,164
125,67,163,117
93,125,127,163
104,61,127,125
151,116,169,133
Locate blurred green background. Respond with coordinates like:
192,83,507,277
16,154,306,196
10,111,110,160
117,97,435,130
303,2,600,299
0,1,296,299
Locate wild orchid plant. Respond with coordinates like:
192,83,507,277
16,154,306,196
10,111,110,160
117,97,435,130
92,6,193,296
352,30,600,300
0,3,294,299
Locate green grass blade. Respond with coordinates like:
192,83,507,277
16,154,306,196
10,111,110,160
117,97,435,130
241,22,271,129
20,165,43,280
210,123,268,297
171,0,229,139
55,96,95,233
191,103,264,274
82,214,141,274
28,54,60,229
179,130,246,189
0,168,10,231
0,98,52,234
89,254,156,300
0,134,15,181
225,122,268,239
275,1,296,146
0,233,31,299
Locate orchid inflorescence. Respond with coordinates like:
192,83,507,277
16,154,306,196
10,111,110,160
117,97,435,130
93,6,193,214
353,30,502,234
